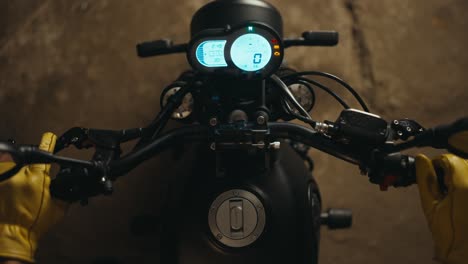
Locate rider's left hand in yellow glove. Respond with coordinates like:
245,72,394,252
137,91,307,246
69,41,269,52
0,133,68,263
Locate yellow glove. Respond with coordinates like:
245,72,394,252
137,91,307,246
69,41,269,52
0,133,68,263
416,154,468,264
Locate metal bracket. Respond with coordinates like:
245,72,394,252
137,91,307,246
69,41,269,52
212,122,272,151
211,122,279,177
391,119,425,140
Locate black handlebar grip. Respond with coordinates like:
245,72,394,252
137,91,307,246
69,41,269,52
137,39,173,58
434,117,468,158
415,117,468,158
425,117,465,147
302,31,339,46
137,40,188,58
432,117,468,143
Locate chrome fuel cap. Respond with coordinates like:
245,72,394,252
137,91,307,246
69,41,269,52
208,189,266,248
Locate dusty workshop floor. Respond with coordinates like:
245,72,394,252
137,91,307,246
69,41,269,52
0,0,467,263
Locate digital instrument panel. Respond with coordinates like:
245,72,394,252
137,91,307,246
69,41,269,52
195,40,227,67
188,23,284,79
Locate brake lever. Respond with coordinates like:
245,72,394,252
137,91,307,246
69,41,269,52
56,126,143,153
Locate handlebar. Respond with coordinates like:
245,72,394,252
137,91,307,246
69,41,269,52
0,122,404,188
1,122,355,180
1,115,466,202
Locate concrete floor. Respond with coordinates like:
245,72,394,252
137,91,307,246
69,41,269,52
0,0,467,263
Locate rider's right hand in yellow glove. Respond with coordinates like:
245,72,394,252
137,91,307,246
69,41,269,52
416,154,468,264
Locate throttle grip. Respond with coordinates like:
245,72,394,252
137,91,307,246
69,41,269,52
432,117,468,158
412,117,468,158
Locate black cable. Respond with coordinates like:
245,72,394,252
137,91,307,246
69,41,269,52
281,95,316,127
282,71,370,112
290,110,317,127
296,77,350,109
271,75,312,120
282,79,316,113
133,81,189,150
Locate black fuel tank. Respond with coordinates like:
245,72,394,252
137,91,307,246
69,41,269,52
160,143,321,264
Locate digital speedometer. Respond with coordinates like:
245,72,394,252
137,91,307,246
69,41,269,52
187,23,284,79
230,33,272,72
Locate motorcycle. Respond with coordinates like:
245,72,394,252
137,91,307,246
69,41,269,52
0,0,467,263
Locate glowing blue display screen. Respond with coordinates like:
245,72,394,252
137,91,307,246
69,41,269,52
196,40,227,67
230,33,272,72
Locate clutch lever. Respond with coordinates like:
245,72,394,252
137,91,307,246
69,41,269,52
55,127,95,153
55,127,144,153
